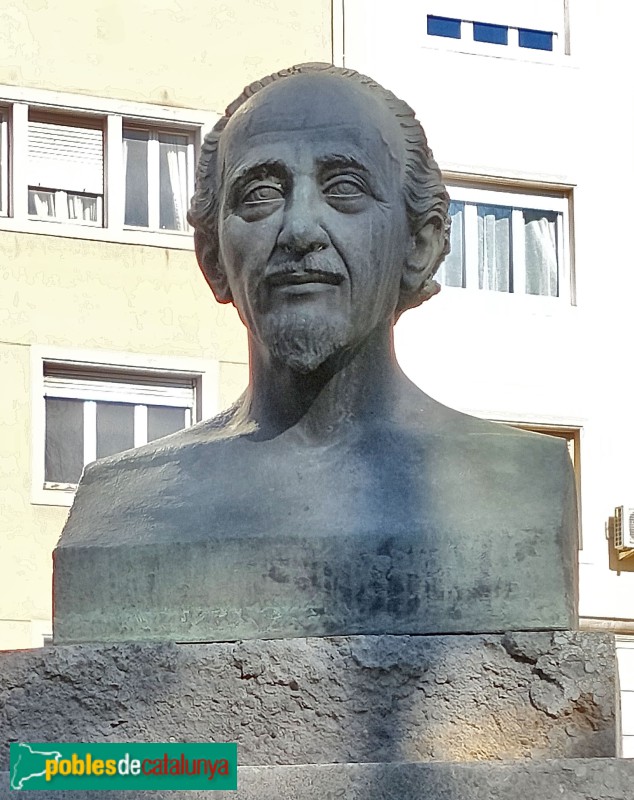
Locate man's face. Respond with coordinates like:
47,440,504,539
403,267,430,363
216,73,411,372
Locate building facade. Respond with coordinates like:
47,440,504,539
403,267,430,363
0,0,332,648
1,0,633,755
337,0,634,754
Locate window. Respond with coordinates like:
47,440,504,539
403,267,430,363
0,109,6,215
436,185,571,299
423,0,567,55
616,636,634,757
427,15,461,39
28,115,104,225
0,86,215,246
123,127,194,232
473,21,508,45
31,347,219,506
518,28,553,51
43,364,198,489
428,16,554,50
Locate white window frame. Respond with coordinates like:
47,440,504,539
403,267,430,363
122,125,195,233
28,189,104,227
0,83,219,249
0,108,7,216
31,346,220,507
27,114,105,227
420,0,569,59
439,183,573,304
44,376,194,491
617,635,634,758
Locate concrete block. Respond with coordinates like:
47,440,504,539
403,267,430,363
0,632,616,771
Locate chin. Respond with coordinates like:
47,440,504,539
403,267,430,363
261,312,350,374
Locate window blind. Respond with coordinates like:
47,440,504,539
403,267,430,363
28,121,103,194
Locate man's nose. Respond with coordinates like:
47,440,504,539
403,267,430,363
276,182,330,255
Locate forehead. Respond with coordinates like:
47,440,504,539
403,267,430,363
219,74,405,179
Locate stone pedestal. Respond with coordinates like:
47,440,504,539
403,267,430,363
1,631,630,798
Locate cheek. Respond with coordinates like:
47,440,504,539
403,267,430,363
367,217,407,287
218,216,248,270
219,215,279,269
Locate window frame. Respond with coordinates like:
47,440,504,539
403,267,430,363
122,124,196,233
26,112,105,227
0,107,7,217
44,376,195,490
438,182,573,303
28,188,104,227
616,635,634,757
31,346,220,507
0,83,219,249
420,0,569,59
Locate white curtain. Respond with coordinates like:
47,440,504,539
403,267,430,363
30,190,55,218
166,145,189,231
524,210,558,296
67,194,98,222
437,201,465,287
478,205,511,292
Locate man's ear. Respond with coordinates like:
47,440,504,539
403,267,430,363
194,230,234,304
401,214,446,301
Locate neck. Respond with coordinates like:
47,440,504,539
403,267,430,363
240,323,407,440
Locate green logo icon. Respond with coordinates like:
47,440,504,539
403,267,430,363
10,742,237,791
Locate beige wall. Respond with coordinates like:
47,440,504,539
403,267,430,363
1,341,66,644
0,0,332,648
0,0,332,110
0,230,251,648
0,232,246,360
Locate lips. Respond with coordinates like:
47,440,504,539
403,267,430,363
266,270,343,287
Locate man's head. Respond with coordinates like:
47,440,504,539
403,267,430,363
189,63,450,371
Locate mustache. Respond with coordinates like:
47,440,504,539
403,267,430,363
263,253,345,287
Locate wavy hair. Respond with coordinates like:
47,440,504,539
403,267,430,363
188,62,450,311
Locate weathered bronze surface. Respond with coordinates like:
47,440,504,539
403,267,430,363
53,64,577,643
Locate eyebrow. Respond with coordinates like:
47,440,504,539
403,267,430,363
315,154,371,175
229,154,371,184
227,159,288,188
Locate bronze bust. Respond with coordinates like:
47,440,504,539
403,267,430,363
54,64,577,644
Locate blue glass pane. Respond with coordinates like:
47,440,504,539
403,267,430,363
473,22,508,45
519,28,553,51
427,15,461,39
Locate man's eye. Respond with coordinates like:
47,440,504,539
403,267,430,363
324,179,365,198
243,185,284,204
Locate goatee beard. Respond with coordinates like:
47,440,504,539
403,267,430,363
262,312,349,373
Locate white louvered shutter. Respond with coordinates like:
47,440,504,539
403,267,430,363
28,120,104,194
